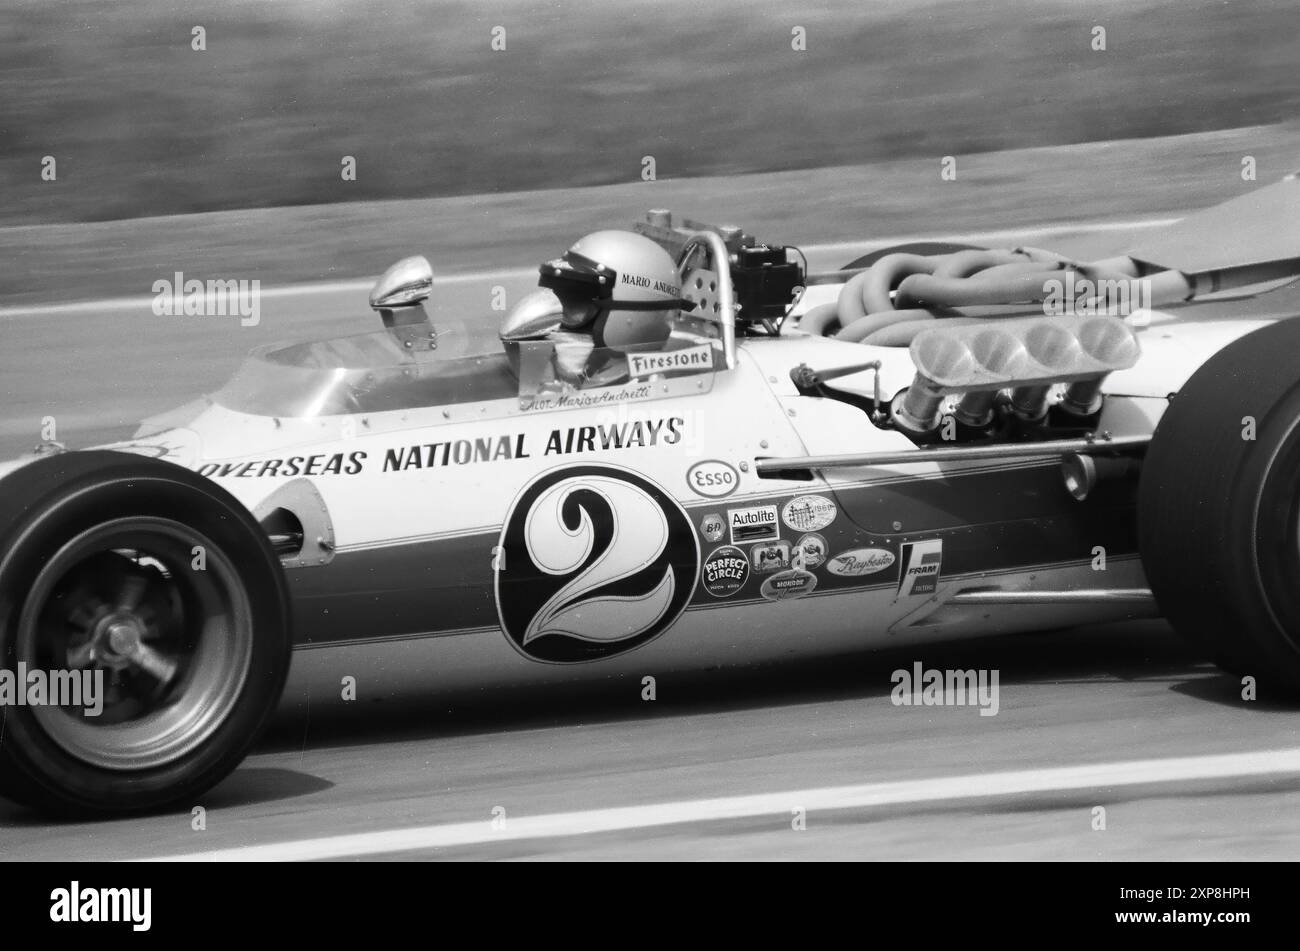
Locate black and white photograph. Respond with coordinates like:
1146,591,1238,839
0,0,1296,908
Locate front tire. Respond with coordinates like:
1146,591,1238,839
0,451,291,816
1139,318,1300,691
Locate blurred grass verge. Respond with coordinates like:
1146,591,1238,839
2,0,1297,304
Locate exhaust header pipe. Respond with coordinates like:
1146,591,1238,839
893,315,1140,435
1061,451,1141,501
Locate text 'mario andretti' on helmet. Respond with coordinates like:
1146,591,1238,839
538,230,695,350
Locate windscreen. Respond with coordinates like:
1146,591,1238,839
212,331,516,417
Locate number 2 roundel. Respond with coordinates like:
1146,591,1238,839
495,464,700,663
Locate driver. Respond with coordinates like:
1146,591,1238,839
535,230,692,387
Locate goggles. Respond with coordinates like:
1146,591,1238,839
538,251,695,318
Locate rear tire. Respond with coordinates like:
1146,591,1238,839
0,451,291,816
1139,318,1300,692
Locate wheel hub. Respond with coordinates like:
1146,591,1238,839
103,615,145,663
17,518,255,771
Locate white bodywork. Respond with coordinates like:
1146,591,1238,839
4,207,1295,706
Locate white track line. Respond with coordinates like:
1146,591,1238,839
143,747,1300,861
0,217,1179,320
0,268,538,319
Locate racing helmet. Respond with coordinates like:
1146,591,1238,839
538,230,689,351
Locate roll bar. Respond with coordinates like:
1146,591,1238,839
677,230,737,371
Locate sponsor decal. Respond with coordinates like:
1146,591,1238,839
627,342,714,378
384,435,528,470
198,451,367,479
701,545,749,598
760,568,818,602
385,416,685,471
541,417,685,456
202,417,690,479
827,547,896,577
495,465,699,663
728,504,779,544
686,459,739,499
620,272,681,296
782,494,837,532
521,383,653,412
794,533,827,570
897,539,943,597
749,540,792,574
110,442,176,460
106,430,199,467
700,512,726,543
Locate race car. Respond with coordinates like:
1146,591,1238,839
3,175,1300,816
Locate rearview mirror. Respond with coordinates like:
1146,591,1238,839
369,256,433,310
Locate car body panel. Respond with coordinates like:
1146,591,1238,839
8,197,1298,703
59,319,1162,697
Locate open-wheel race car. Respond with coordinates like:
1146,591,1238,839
4,174,1300,816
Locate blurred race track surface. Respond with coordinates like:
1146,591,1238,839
2,621,1297,860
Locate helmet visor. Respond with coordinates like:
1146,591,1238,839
538,250,694,320
538,251,614,304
